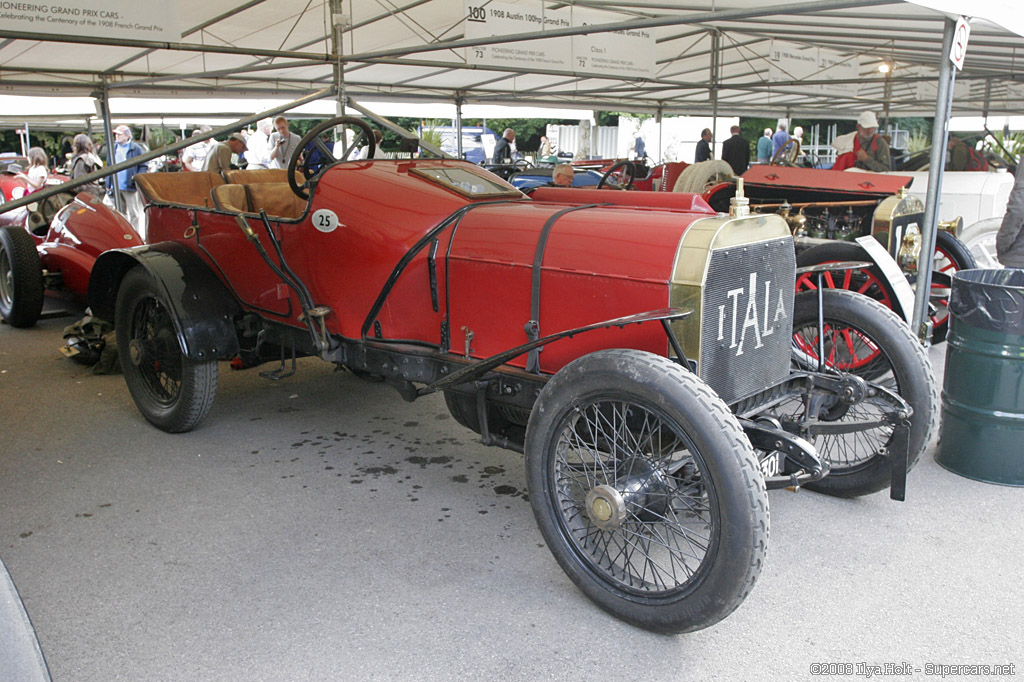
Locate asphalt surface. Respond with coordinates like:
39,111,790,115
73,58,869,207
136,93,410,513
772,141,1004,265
1,309,1021,682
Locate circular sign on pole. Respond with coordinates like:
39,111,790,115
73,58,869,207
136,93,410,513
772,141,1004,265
949,16,970,71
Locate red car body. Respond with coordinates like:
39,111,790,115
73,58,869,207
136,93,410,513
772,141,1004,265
1,144,935,636
46,194,143,300
116,164,725,377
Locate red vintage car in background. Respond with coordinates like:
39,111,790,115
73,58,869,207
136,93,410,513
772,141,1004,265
0,153,76,233
569,157,976,343
0,118,937,634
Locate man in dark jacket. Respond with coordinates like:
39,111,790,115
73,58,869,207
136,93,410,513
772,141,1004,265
996,157,1024,268
492,128,515,163
721,126,750,175
695,128,712,163
104,125,149,237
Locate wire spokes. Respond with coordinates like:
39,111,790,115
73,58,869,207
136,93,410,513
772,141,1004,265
552,399,715,595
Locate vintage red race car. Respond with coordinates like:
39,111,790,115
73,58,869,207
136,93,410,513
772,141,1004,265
0,117,937,634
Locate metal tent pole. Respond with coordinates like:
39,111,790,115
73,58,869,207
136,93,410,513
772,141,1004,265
95,81,123,214
658,105,664,164
331,0,346,118
710,29,720,158
911,16,957,344
455,96,464,160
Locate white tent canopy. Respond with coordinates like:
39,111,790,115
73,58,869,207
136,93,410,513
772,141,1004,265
0,0,1020,120
0,94,594,127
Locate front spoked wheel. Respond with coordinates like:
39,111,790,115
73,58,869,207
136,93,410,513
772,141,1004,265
525,350,768,634
785,289,938,497
116,267,218,432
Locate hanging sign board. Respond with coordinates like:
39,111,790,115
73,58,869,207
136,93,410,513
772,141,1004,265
0,0,182,41
464,1,655,79
768,40,860,97
464,1,572,71
570,7,655,79
949,16,971,71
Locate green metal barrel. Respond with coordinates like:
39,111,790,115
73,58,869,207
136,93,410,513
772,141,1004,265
936,269,1024,486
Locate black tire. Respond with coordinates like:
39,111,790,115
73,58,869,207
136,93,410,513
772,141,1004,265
116,267,218,433
795,241,907,329
0,226,44,328
525,349,769,634
786,289,938,497
930,230,977,343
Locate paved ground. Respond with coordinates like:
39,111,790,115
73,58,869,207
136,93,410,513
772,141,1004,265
1,311,1021,682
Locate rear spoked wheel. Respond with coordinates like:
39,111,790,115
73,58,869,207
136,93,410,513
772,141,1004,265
786,289,937,497
116,267,218,432
525,350,768,634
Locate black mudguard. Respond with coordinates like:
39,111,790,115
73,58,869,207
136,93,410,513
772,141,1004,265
88,242,242,361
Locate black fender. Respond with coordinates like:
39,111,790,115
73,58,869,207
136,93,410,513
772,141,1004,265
88,242,242,361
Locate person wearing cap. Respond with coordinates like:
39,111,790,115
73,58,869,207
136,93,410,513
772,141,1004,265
104,124,148,235
854,110,891,172
204,133,248,174
268,116,302,170
756,128,773,164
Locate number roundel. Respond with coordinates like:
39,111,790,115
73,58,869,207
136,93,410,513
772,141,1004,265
312,209,341,233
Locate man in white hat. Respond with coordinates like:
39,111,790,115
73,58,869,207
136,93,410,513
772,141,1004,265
854,110,891,171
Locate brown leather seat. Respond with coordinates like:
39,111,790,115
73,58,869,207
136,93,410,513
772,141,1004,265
135,171,225,207
210,184,250,213
222,168,304,185
245,183,308,220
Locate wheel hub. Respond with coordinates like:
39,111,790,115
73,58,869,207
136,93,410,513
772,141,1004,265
128,339,143,366
585,458,672,529
820,373,870,421
585,485,628,530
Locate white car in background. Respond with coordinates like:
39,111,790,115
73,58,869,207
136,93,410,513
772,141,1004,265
899,169,1014,268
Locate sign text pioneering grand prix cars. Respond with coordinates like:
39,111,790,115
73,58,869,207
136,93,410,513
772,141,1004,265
0,118,937,634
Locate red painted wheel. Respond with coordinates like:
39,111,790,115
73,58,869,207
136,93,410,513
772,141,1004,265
795,265,895,310
792,318,882,370
929,230,977,343
795,242,900,314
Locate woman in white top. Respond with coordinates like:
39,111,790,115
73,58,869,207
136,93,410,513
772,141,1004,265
24,147,49,191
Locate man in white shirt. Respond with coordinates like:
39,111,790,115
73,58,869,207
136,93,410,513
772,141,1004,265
245,118,274,169
181,128,211,172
